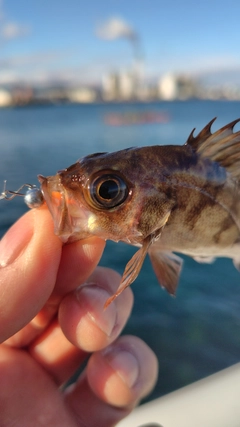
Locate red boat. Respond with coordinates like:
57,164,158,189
104,111,170,126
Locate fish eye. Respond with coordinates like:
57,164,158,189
89,173,129,209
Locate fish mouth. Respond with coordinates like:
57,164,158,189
38,174,93,242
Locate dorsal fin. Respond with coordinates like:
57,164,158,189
186,118,217,149
186,118,240,179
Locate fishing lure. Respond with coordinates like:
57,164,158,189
0,180,43,208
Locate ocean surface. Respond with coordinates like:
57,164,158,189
0,100,240,401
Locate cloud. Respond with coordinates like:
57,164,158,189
0,50,85,86
0,1,30,41
0,21,30,40
97,17,137,41
0,50,71,68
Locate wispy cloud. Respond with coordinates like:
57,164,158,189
97,17,137,41
0,1,30,41
0,50,72,68
0,49,85,86
1,21,30,40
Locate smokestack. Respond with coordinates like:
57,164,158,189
97,17,144,98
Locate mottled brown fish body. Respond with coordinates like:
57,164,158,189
39,119,240,306
159,159,240,255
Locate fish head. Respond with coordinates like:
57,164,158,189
38,147,175,244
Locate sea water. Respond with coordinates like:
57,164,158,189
0,100,239,401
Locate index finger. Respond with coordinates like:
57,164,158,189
0,207,106,346
0,208,62,342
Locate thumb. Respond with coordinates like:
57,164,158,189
0,208,62,343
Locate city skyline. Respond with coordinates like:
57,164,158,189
0,1,240,87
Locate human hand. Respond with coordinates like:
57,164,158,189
0,207,158,427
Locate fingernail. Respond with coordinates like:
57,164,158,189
76,284,118,337
103,346,140,388
0,221,33,267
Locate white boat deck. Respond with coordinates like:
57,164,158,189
116,362,240,427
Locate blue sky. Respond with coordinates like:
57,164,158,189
1,0,240,86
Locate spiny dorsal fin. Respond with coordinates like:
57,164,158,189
186,117,217,149
186,118,240,179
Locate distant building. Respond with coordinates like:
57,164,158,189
67,87,97,103
11,87,34,105
102,69,144,101
158,74,178,100
158,73,200,100
0,89,12,107
118,71,135,100
102,73,118,101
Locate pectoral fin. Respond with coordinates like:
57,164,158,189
104,235,152,308
148,247,183,295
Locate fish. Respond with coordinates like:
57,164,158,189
38,118,240,307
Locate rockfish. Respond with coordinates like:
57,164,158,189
39,119,240,307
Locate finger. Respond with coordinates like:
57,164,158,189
4,238,105,348
29,318,87,384
59,267,134,351
52,236,106,299
0,208,62,343
64,335,158,426
0,345,78,426
29,268,134,384
0,339,156,427
87,335,158,407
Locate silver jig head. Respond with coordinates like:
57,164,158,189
0,180,44,209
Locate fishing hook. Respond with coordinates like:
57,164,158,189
0,180,44,208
